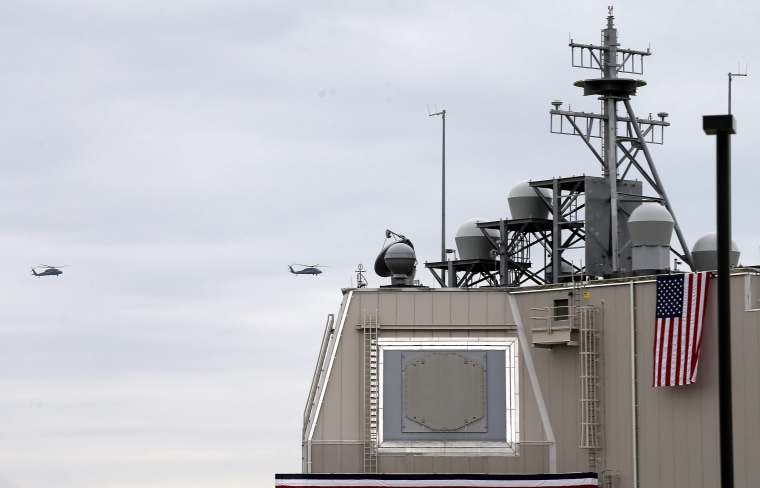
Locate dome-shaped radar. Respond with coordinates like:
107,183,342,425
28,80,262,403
508,181,551,219
384,242,416,275
455,218,498,260
628,203,674,246
627,203,674,272
375,240,417,286
692,232,740,271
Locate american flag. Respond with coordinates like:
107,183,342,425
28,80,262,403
653,271,711,387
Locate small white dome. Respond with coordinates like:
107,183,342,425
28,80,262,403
628,203,674,246
508,180,551,219
455,218,498,260
691,232,740,271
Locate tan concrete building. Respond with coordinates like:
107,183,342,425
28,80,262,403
298,271,760,487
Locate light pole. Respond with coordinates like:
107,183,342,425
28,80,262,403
703,113,736,488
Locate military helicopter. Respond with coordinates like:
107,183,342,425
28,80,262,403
288,264,325,276
31,264,66,277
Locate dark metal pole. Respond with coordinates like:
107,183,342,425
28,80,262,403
703,114,736,488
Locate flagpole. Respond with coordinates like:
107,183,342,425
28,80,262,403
703,114,736,488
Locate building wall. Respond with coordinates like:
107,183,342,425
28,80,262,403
303,272,760,487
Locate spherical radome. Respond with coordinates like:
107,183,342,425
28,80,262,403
508,180,551,219
455,218,498,260
691,232,740,271
385,242,416,275
628,203,674,247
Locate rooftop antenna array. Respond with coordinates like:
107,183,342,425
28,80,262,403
549,6,693,275
424,8,694,288
355,264,368,288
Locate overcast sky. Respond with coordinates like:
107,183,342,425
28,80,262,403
0,1,757,487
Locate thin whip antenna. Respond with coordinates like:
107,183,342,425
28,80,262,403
428,107,446,263
728,64,748,114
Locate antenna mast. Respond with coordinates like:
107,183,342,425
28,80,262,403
728,67,747,114
550,7,694,272
429,108,447,263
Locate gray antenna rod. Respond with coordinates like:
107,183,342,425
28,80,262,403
728,66,747,114
429,108,446,263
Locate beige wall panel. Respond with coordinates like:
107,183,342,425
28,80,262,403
450,292,471,324
520,445,548,473
431,456,450,473
346,295,363,327
432,292,454,325
357,293,380,321
600,286,634,484
556,346,582,471
468,456,487,473
448,456,470,473
309,445,324,472
341,330,362,440
485,455,508,472
340,444,363,473
314,344,344,442
733,279,760,486
392,454,418,473
486,293,507,326
636,279,720,488
379,293,402,325
413,293,434,325
464,292,486,325
318,444,341,472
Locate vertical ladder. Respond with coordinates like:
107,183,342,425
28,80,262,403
577,283,600,469
363,311,379,473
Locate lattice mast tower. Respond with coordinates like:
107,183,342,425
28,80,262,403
550,7,693,272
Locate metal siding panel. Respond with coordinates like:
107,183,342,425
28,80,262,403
467,292,487,324
559,346,581,471
412,455,433,473
414,293,434,325
449,456,470,472
468,456,487,473
734,285,760,486
487,293,507,326
432,292,453,325
451,292,470,324
321,444,341,472
317,342,343,442
610,288,634,482
357,293,380,322
485,455,508,472
521,445,547,473
431,456,451,474
341,325,362,441
340,444,363,473
394,293,415,325
310,445,324,472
